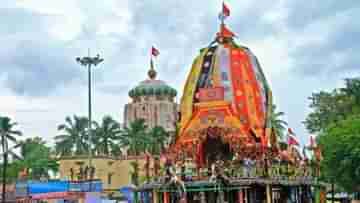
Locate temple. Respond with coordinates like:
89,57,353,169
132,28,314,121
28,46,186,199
124,60,178,135
136,7,326,203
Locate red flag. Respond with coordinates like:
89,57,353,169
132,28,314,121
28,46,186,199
151,46,160,57
222,2,230,17
288,135,299,146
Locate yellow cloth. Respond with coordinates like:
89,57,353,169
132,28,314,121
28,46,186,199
179,49,208,134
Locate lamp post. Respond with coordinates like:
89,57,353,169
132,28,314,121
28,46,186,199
0,117,6,203
76,51,104,174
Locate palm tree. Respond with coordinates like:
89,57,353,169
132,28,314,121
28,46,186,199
55,115,89,156
148,126,170,155
93,116,122,156
270,104,288,141
120,119,150,156
0,116,22,202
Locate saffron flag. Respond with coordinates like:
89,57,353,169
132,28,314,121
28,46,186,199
222,2,230,17
151,46,160,57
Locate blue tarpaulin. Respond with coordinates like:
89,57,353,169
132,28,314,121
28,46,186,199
119,186,134,203
28,181,69,194
15,180,102,196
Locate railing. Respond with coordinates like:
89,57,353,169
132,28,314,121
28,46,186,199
147,163,316,182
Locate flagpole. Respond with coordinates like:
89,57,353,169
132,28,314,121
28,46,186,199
150,47,153,70
220,1,225,36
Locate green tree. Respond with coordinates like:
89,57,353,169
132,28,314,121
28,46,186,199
304,90,354,133
0,116,22,151
342,78,360,107
318,115,360,192
18,137,58,180
304,78,360,133
93,116,122,156
55,115,89,156
270,104,288,140
148,126,169,155
120,119,150,156
0,116,22,200
305,77,360,192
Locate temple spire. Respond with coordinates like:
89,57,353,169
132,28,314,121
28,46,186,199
148,58,157,79
216,2,236,43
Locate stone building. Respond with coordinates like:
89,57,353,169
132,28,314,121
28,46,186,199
124,64,178,133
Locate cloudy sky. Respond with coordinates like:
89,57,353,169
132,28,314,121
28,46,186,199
0,0,359,146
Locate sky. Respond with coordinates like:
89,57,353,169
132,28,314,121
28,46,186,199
0,0,359,146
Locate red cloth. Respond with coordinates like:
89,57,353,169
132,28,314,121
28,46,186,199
163,192,170,203
196,142,204,168
220,24,236,38
151,46,160,57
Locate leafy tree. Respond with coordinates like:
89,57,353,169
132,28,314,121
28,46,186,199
305,91,354,133
120,119,150,156
304,78,360,133
305,77,360,192
55,115,89,156
270,104,288,140
342,78,360,106
148,126,169,155
18,137,58,180
318,115,360,192
93,115,122,156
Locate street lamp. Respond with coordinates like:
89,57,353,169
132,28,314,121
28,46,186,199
76,51,104,173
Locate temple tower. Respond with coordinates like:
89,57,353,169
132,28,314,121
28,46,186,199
124,63,178,134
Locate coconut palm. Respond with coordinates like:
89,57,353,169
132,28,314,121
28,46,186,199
55,115,89,156
0,116,22,200
120,119,150,156
148,126,170,155
93,115,122,156
270,104,288,140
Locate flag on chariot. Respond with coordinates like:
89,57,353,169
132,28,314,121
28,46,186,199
287,128,299,146
218,2,230,21
222,2,230,17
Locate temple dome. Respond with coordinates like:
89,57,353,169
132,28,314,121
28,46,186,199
129,79,177,98
128,66,177,98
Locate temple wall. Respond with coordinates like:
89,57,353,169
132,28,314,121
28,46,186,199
124,97,178,132
59,156,146,189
